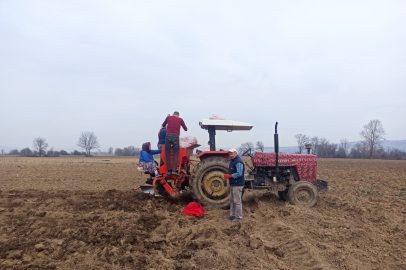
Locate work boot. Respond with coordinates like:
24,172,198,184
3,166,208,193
167,171,172,176
145,177,153,185
231,218,241,223
172,171,179,176
223,215,235,220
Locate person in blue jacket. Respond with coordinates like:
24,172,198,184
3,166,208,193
157,126,167,149
139,142,162,185
223,148,245,222
157,126,167,167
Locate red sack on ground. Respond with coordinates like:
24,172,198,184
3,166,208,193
182,202,205,217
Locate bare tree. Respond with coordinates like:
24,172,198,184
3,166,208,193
317,137,338,157
9,149,19,155
238,142,255,155
21,147,33,156
360,119,385,159
115,148,124,156
349,142,368,158
256,141,264,152
108,147,113,154
340,139,350,155
310,136,319,155
1,149,4,155
294,134,309,154
33,137,48,157
77,131,100,157
47,147,55,156
123,146,141,156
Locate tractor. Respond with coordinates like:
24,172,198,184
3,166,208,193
140,119,328,208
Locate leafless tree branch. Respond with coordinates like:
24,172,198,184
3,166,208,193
294,134,309,154
340,139,349,156
255,141,264,152
239,142,255,155
77,131,100,157
360,119,385,158
33,137,48,157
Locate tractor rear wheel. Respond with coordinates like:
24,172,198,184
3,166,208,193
191,157,230,208
288,181,318,207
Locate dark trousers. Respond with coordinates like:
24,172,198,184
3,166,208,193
157,144,164,167
165,134,179,172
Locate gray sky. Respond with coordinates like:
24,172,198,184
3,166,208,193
1,0,405,151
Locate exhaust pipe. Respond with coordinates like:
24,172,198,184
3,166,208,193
274,122,279,172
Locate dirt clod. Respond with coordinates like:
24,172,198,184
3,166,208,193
35,244,46,252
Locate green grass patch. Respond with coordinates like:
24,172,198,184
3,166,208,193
395,192,406,197
357,188,382,195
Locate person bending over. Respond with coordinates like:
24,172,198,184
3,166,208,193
139,142,162,185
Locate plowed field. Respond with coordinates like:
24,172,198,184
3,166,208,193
0,156,405,270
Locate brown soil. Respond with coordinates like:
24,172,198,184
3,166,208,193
0,156,405,269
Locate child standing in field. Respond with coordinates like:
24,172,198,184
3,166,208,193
139,142,161,185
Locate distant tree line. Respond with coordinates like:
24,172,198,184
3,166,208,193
238,141,264,155
3,131,102,157
294,119,406,160
3,120,404,160
114,146,141,156
4,145,143,157
235,120,406,160
5,148,86,156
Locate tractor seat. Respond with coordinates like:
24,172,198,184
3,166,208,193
137,164,151,175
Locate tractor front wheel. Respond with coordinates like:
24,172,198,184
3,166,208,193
288,181,318,207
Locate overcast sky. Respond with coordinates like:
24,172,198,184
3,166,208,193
1,0,405,151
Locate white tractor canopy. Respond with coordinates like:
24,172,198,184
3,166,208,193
199,119,253,131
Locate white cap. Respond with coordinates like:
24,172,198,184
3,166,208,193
228,148,238,153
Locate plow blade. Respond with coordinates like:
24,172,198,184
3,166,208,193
140,185,155,195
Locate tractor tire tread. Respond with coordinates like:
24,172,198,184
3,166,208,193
288,181,319,207
191,156,230,208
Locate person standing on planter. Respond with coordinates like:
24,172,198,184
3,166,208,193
161,111,187,176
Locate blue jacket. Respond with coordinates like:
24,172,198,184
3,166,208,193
158,129,167,144
139,149,161,163
228,155,245,186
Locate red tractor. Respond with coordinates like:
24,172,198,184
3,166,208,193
141,120,327,208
